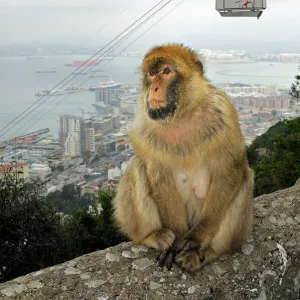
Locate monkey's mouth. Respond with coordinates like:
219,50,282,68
146,100,177,120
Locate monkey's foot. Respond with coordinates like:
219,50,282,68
175,238,218,273
143,228,175,251
175,250,204,273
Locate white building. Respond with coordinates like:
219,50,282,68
84,128,96,152
28,163,52,182
108,167,122,180
59,115,83,156
65,131,80,156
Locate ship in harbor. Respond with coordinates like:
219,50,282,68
36,68,56,73
35,86,88,97
72,71,87,75
64,60,99,67
89,80,122,91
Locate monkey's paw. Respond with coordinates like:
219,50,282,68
154,228,176,250
175,250,204,273
174,238,205,273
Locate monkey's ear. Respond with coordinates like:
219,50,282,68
194,60,204,75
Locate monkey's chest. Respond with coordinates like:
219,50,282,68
174,168,210,201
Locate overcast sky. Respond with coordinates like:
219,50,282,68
0,0,299,52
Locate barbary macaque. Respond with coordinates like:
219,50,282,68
113,43,254,273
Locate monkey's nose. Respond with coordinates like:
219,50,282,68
154,87,159,92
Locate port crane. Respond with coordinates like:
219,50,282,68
216,0,267,19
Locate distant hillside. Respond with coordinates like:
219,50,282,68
247,117,300,196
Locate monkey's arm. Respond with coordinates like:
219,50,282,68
113,156,176,251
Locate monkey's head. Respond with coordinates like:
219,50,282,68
140,43,205,122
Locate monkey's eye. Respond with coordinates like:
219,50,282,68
148,71,157,76
162,67,171,74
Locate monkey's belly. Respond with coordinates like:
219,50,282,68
175,169,210,201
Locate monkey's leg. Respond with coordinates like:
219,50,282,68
113,156,178,251
175,167,253,273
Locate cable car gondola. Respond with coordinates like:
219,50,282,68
216,0,267,19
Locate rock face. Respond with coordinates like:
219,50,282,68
1,180,300,300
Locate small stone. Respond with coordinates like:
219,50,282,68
294,271,300,292
132,258,153,270
131,245,148,253
280,213,287,219
122,250,139,259
1,284,26,297
85,280,106,288
80,272,91,280
159,278,166,283
105,253,120,262
295,215,300,223
277,219,286,227
64,267,81,275
27,280,43,289
246,234,254,243
264,240,278,252
286,217,294,225
283,201,292,208
268,216,277,224
188,286,196,294
64,278,79,290
219,254,230,261
98,297,109,300
286,239,297,248
271,201,281,209
150,282,161,290
1,287,15,297
153,271,165,278
232,259,240,273
182,274,187,280
32,270,44,277
67,260,77,267
212,264,228,276
241,243,254,255
41,287,61,299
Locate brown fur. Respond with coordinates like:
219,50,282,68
113,43,254,273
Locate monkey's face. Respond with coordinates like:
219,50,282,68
143,62,181,121
141,44,204,123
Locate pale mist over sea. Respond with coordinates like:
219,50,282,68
0,54,298,141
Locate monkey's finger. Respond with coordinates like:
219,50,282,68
199,248,205,263
175,238,189,252
165,251,175,270
157,250,169,267
183,240,199,252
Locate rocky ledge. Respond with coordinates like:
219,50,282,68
1,179,300,300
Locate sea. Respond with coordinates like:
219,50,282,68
0,54,298,141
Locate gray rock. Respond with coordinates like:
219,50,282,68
26,281,42,289
241,243,255,255
268,216,277,224
122,250,139,259
105,253,120,262
149,282,161,290
212,264,228,276
187,286,196,294
132,258,153,270
64,267,81,275
85,280,105,288
41,287,61,299
295,214,300,223
131,245,148,253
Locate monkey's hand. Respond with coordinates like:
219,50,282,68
156,240,178,271
174,238,206,273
